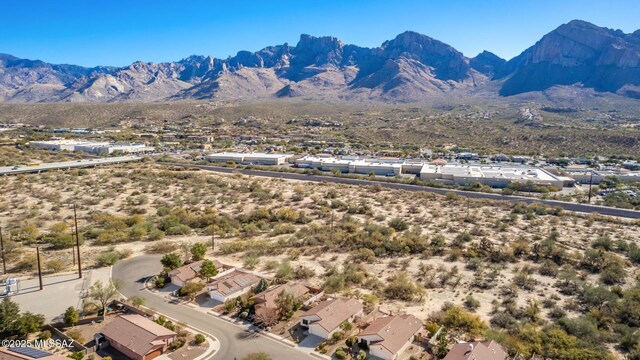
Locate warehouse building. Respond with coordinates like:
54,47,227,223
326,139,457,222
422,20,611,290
419,164,564,190
74,143,154,155
29,140,153,154
206,152,292,165
29,140,107,151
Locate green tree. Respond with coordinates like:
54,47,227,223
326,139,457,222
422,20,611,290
179,282,205,301
64,307,79,327
190,243,207,261
275,291,299,320
160,253,183,270
131,296,146,307
89,280,120,320
16,312,44,337
0,297,21,338
198,259,219,282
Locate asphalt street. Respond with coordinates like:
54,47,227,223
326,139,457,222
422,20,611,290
112,255,316,360
164,163,640,219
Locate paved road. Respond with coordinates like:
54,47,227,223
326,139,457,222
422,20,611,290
163,163,640,219
113,256,316,360
0,156,142,175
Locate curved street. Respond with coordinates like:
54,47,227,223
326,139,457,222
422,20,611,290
112,255,316,360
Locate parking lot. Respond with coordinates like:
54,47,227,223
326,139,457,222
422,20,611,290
1,267,111,322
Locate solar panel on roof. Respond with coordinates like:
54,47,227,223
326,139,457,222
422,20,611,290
8,347,53,359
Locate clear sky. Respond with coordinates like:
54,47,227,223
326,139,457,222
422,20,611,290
2,0,639,67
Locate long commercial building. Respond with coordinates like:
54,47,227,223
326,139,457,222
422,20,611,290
419,164,564,190
563,168,640,185
206,152,292,165
28,140,154,154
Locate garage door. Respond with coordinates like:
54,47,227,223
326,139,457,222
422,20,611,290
145,348,163,360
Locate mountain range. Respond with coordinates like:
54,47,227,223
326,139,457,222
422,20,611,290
1,20,639,103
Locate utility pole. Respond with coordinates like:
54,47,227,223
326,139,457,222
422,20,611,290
71,227,76,266
211,232,215,251
73,204,82,279
0,227,6,273
36,247,43,290
587,171,594,204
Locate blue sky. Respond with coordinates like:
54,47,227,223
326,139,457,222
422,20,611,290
1,0,639,67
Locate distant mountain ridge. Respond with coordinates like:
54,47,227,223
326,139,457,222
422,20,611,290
1,19,639,103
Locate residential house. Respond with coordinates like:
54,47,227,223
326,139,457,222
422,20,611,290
99,314,176,360
299,298,363,339
358,314,423,360
168,259,233,287
207,270,261,302
443,340,508,360
251,282,322,321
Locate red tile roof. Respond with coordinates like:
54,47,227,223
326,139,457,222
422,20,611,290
207,270,261,298
443,340,508,360
301,298,363,332
100,315,176,357
360,314,422,355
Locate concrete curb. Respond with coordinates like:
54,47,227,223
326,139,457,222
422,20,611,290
207,311,332,358
115,278,222,359
192,337,219,360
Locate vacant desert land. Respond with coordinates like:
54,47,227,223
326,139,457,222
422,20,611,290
1,163,640,358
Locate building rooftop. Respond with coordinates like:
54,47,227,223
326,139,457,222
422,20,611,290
442,340,508,360
420,164,559,182
207,270,261,298
301,298,363,332
360,314,422,355
100,315,176,357
168,259,228,284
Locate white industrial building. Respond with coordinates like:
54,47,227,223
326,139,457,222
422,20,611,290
29,140,107,151
74,143,154,155
206,152,292,165
28,140,153,154
295,156,403,176
563,168,640,185
419,164,564,190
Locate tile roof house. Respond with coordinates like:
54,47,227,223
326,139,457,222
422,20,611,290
0,347,69,360
99,314,176,360
299,298,363,339
168,259,233,287
207,270,261,302
358,314,423,360
443,340,508,360
251,282,320,321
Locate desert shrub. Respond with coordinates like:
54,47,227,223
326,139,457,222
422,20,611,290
194,334,206,345
464,295,481,310
96,252,120,267
46,259,66,273
441,305,487,337
389,218,408,232
383,272,423,301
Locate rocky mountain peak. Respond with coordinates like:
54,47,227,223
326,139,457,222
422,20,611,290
470,51,506,76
